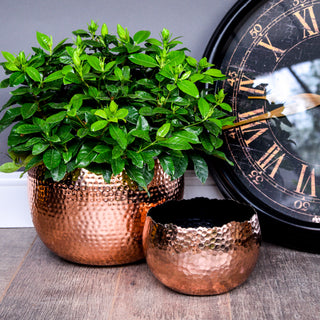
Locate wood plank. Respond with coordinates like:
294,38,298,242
229,243,320,320
0,237,121,320
1,230,320,320
107,263,232,320
0,228,36,299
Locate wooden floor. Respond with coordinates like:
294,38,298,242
0,229,320,320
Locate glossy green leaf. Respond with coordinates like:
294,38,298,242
25,138,43,147
134,91,156,101
117,24,128,41
115,108,128,120
210,135,223,148
146,38,162,46
109,100,118,113
95,109,108,120
204,120,221,136
23,154,43,172
46,111,67,124
21,103,38,120
111,158,125,176
126,164,148,191
16,124,42,134
128,53,158,68
2,51,16,63
62,150,73,163
46,135,61,143
26,67,42,82
112,145,124,159
166,84,176,91
10,87,30,96
91,120,108,131
158,136,192,150
139,107,153,116
133,30,151,44
9,72,25,86
32,142,50,155
203,68,225,77
43,148,61,170
189,74,204,83
63,72,82,84
62,65,73,75
172,154,188,179
127,150,143,168
219,102,232,112
94,151,112,164
93,145,111,153
157,123,170,138
105,61,116,72
114,67,122,80
109,124,127,149
130,129,150,142
0,107,21,128
186,56,197,67
44,70,64,83
5,62,20,71
159,155,175,176
0,162,21,173
198,97,210,118
190,154,208,184
200,134,214,152
177,80,199,98
0,78,9,88
76,144,98,167
36,32,51,51
87,55,102,71
77,128,89,138
51,161,67,181
101,23,108,36
173,130,199,144
166,51,185,66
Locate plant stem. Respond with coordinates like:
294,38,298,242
137,140,157,153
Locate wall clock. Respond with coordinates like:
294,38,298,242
204,0,320,252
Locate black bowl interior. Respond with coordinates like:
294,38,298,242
148,198,256,228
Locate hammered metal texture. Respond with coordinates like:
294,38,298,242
28,162,184,266
143,198,261,295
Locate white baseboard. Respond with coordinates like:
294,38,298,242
0,170,223,228
0,172,32,227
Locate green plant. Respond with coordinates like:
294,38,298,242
0,20,234,190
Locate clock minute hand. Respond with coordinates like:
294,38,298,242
222,93,320,130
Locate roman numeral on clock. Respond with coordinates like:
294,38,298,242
258,33,285,61
296,164,316,197
257,143,285,178
293,6,319,39
240,122,268,145
238,74,266,95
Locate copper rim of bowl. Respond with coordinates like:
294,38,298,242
146,197,258,229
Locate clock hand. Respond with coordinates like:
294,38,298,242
223,93,320,130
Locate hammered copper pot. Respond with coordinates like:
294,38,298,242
143,198,261,295
28,162,184,266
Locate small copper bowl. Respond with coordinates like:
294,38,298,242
143,198,261,295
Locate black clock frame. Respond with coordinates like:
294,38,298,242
203,0,320,252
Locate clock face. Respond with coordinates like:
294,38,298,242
205,0,320,233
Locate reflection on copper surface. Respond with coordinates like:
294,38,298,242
143,198,261,295
28,162,184,266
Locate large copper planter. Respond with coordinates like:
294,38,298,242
28,163,184,266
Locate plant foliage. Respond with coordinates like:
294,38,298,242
0,21,234,190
